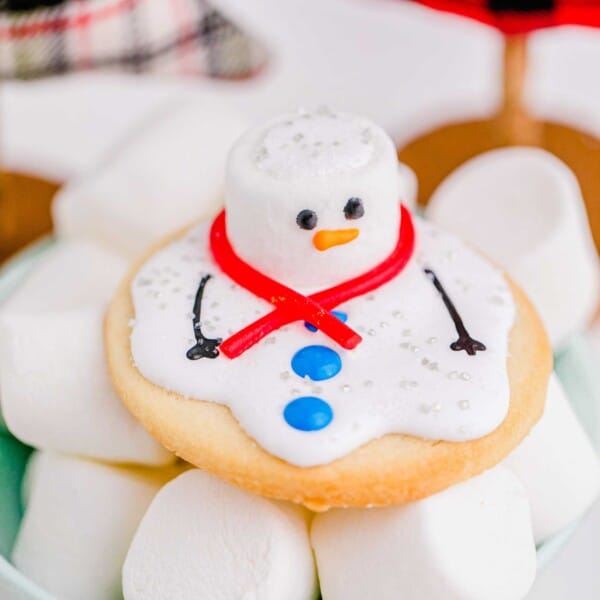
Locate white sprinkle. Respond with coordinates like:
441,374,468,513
280,371,291,380
392,310,403,319
444,249,457,262
211,301,220,308
421,358,429,366
137,277,153,287
411,345,420,353
364,380,374,388
128,318,136,328
432,402,442,413
458,400,470,410
341,384,351,392
367,329,377,336
402,329,411,337
380,321,389,329
460,372,471,381
399,380,418,390
428,362,439,371
427,337,437,344
448,371,459,380
265,337,276,345
400,342,410,349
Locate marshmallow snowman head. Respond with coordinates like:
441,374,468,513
225,108,402,289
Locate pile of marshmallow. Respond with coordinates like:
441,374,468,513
1,105,599,600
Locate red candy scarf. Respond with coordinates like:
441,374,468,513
209,204,416,358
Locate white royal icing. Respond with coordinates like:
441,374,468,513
130,216,515,467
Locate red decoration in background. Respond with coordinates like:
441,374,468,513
411,1,600,34
209,205,416,359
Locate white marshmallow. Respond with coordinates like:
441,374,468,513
311,466,536,600
12,452,178,600
525,26,600,139
398,162,418,211
226,108,402,289
123,469,317,600
53,100,247,258
0,239,171,466
504,374,600,544
426,148,600,349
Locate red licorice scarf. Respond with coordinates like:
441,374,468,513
209,204,416,358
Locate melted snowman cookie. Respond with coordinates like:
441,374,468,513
129,217,514,467
106,109,551,508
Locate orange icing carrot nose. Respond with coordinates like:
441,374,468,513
313,228,359,251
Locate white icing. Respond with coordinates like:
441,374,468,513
257,108,374,177
130,216,515,467
226,109,401,289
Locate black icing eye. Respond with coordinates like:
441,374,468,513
344,197,365,220
296,209,318,230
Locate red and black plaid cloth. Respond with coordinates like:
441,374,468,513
412,0,600,34
0,0,266,79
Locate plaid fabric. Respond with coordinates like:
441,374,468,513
0,0,267,79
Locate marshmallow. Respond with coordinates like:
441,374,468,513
0,435,31,557
311,466,536,600
0,239,171,466
525,26,600,138
123,469,317,600
398,162,418,210
504,374,600,543
226,108,402,289
53,100,247,258
12,452,180,600
426,148,600,349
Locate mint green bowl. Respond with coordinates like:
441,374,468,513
0,239,598,598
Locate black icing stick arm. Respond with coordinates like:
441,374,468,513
424,268,486,356
187,274,222,360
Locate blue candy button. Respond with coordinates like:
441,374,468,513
304,311,347,332
284,396,333,431
291,345,342,381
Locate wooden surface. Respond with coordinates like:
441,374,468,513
0,172,59,264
